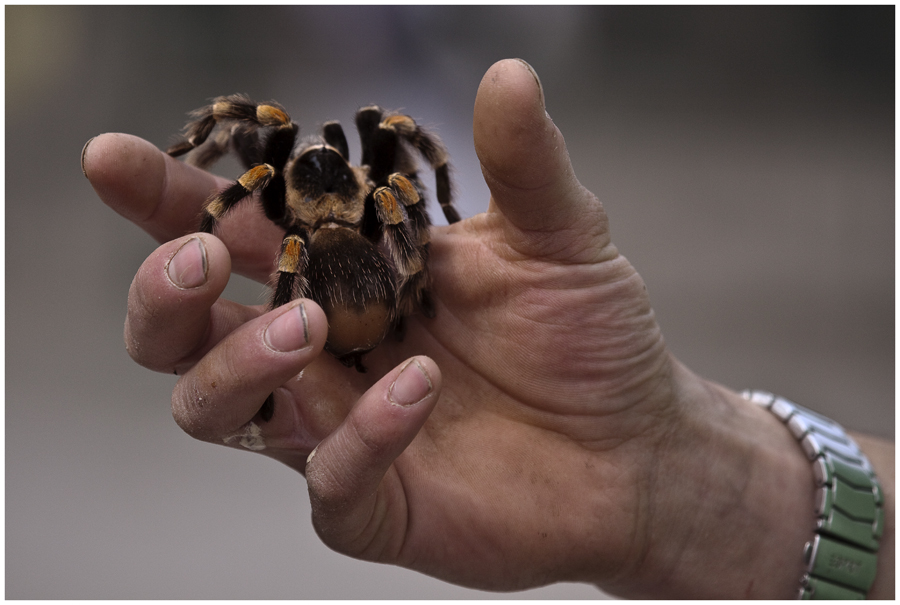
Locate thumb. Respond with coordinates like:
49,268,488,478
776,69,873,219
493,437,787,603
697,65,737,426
305,357,441,560
473,59,614,263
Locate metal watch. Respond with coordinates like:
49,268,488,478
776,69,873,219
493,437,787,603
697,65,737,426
742,390,884,600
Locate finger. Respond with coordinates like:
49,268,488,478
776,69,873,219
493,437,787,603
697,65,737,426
171,299,329,443
473,59,614,263
82,132,283,280
125,233,262,374
306,357,441,558
83,133,223,241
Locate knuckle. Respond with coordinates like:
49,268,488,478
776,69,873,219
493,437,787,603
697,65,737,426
123,256,216,373
218,338,251,390
171,379,216,441
308,464,347,508
123,316,163,370
307,463,357,525
347,414,388,459
308,425,384,511
124,271,168,368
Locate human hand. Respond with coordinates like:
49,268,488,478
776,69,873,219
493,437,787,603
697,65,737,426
84,59,834,598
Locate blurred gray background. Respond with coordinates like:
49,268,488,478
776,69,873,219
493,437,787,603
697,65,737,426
6,5,893,599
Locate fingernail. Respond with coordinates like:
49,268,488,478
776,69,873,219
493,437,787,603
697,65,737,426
515,58,545,110
166,237,208,289
265,303,310,352
389,359,433,407
81,136,95,178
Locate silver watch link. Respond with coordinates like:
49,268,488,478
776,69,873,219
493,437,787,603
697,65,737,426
742,390,883,600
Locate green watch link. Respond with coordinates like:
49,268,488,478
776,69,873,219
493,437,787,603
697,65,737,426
742,391,884,600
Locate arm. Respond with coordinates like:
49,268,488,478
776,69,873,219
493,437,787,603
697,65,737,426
604,375,894,599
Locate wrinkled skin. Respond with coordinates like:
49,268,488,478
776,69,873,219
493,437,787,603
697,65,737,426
84,59,894,598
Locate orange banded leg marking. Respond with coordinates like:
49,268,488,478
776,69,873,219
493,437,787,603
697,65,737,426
379,114,459,225
168,95,294,157
382,114,417,137
255,105,291,127
201,164,275,232
373,187,406,225
272,234,309,309
387,174,421,207
374,187,423,277
238,164,276,190
208,98,292,126
277,235,306,273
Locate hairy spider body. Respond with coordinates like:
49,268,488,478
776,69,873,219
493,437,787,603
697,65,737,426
167,95,460,391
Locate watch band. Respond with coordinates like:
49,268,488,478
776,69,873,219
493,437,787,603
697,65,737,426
742,390,883,600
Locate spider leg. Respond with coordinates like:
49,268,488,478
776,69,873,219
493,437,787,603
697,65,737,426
168,95,299,233
355,106,385,168
350,355,367,373
167,95,299,205
356,106,402,184
257,226,311,424
379,113,461,225
388,173,430,242
322,121,350,160
167,94,293,157
245,117,298,228
258,394,275,423
179,123,264,171
230,125,262,169
373,176,435,318
199,164,275,233
270,227,310,309
373,186,422,277
388,173,435,318
185,127,233,171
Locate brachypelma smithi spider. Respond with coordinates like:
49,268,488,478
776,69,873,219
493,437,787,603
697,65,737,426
167,95,460,418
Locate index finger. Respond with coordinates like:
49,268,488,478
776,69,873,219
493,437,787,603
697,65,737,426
82,132,284,281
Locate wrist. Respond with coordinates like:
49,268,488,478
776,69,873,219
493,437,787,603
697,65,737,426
746,392,887,598
608,364,816,598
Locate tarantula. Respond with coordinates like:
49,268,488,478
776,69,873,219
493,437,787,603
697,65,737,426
167,94,460,385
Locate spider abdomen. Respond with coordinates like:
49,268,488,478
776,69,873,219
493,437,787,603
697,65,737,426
306,227,396,366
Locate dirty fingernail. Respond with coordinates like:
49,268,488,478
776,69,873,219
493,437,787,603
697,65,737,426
389,359,433,407
81,136,96,178
166,237,208,289
265,303,310,352
515,58,545,110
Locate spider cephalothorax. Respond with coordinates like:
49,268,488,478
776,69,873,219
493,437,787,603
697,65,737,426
167,95,461,384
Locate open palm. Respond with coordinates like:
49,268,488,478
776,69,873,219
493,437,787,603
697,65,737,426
87,60,695,595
